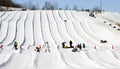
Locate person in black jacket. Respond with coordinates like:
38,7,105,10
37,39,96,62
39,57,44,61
69,40,73,48
77,44,82,50
62,42,66,48
83,43,86,49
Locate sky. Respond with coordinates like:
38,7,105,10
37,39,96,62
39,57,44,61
13,0,120,12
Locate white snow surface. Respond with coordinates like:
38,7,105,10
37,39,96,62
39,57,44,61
0,10,120,69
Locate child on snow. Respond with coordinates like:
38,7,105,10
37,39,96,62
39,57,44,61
44,41,50,53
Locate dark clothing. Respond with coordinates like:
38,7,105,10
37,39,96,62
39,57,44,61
34,46,40,52
37,49,40,52
62,42,66,48
69,41,73,48
14,42,18,46
78,44,82,50
36,47,40,52
14,45,17,48
14,45,18,50
83,43,85,48
72,48,77,52
14,42,18,50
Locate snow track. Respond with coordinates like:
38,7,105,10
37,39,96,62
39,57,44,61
60,49,103,68
33,11,44,46
46,10,64,45
15,11,28,46
23,11,34,49
0,10,120,69
53,10,77,46
41,11,57,51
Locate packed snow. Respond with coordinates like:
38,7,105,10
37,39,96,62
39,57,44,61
0,10,120,69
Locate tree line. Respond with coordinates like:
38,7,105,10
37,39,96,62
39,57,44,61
0,0,102,12
0,0,22,8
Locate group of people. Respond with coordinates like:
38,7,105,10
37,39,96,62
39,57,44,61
13,41,51,53
34,41,50,53
62,40,86,52
62,40,74,48
72,43,86,52
12,40,86,53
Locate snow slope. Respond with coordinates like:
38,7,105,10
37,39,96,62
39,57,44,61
0,10,120,69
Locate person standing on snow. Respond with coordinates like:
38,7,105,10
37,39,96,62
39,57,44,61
62,42,66,48
44,41,50,53
69,40,73,48
14,41,18,50
83,43,86,49
77,44,82,51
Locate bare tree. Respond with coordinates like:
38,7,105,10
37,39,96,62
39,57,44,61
73,5,79,11
65,5,69,10
92,6,101,12
42,1,55,10
53,2,59,10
